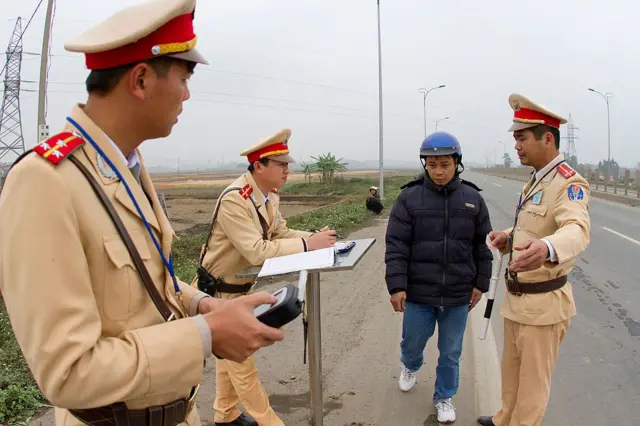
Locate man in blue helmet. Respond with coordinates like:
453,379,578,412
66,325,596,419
384,131,494,423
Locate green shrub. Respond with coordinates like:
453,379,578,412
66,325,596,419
1,301,45,425
0,384,42,425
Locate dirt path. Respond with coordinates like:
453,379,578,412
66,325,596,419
195,217,501,426
28,216,501,426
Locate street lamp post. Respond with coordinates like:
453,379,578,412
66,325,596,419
377,0,384,199
588,87,613,191
418,85,445,138
434,116,450,131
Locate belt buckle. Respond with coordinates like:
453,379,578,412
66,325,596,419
187,384,200,411
175,384,200,426
507,270,523,297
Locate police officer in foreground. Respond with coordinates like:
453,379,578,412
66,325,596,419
0,1,284,425
194,129,336,425
477,94,591,426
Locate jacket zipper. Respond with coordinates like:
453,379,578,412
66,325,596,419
441,189,448,311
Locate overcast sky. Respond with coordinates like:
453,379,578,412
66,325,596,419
1,0,638,169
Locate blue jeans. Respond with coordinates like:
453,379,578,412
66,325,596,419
400,302,469,402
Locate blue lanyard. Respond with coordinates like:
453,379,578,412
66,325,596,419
67,117,181,296
512,160,566,228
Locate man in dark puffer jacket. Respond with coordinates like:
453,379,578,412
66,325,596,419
385,131,493,424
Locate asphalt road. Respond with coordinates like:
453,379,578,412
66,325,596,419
467,170,640,426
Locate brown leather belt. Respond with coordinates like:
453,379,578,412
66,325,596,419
216,281,253,294
69,385,198,426
505,272,567,296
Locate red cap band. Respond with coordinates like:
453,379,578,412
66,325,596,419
247,142,289,164
513,107,561,129
85,13,195,70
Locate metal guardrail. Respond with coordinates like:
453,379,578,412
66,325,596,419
476,166,640,207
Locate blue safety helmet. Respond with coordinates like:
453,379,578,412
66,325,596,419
419,131,462,160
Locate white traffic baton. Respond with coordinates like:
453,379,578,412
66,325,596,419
480,235,504,340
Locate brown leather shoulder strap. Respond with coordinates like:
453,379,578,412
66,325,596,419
199,186,242,265
247,197,269,241
69,156,174,322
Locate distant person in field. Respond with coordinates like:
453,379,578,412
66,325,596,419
366,186,383,214
384,131,493,424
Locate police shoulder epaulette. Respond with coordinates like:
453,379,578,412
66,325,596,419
33,132,85,166
461,179,482,192
239,184,254,200
400,176,424,190
557,163,576,179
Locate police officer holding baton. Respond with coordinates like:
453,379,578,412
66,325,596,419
478,94,591,426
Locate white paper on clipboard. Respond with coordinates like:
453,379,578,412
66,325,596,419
257,247,335,278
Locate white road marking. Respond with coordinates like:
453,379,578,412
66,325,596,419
493,183,502,187
602,227,640,247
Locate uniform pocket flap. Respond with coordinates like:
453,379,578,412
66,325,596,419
524,204,548,217
103,231,152,269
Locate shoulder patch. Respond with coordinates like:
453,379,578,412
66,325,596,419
33,132,84,166
567,184,584,201
461,179,482,192
557,163,576,179
401,176,424,190
239,184,253,200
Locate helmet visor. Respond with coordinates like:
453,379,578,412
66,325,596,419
420,146,459,157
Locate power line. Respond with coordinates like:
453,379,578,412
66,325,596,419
198,67,416,104
35,88,419,123
20,53,416,105
36,84,422,120
0,0,45,79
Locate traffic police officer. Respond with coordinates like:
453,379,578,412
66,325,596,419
194,129,337,426
0,1,285,425
478,94,591,426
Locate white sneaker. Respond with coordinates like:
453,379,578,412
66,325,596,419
435,398,456,424
398,366,416,392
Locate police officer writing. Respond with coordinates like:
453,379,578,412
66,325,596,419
0,1,284,425
194,129,335,426
477,94,591,426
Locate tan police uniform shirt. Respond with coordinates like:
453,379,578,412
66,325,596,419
196,172,312,298
500,155,591,327
0,105,209,424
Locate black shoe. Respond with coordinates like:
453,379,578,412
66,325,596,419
477,416,495,426
215,413,258,426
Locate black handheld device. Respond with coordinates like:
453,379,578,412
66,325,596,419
254,270,307,328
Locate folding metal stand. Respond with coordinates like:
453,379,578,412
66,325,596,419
237,238,376,425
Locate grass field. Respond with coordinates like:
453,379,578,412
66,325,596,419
172,175,411,281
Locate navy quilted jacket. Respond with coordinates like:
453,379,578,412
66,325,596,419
384,174,493,307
